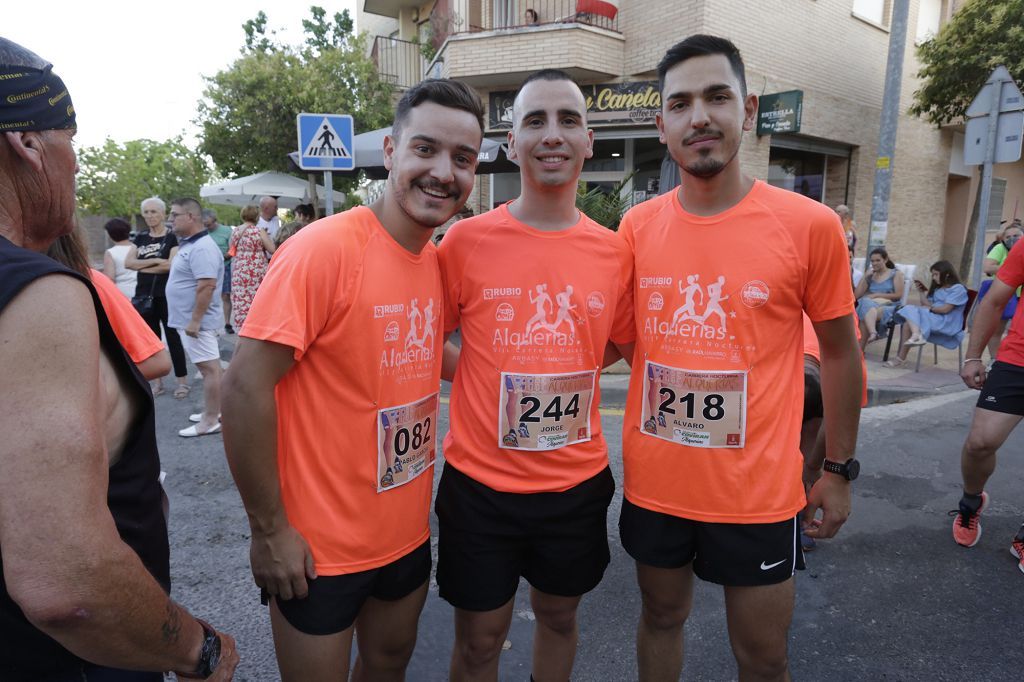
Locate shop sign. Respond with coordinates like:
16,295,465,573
757,90,803,136
488,81,661,130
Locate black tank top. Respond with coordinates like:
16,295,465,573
0,235,171,680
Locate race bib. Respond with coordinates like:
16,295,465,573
377,393,438,492
498,370,595,451
640,360,746,448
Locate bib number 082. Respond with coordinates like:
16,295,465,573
394,417,431,456
658,388,725,421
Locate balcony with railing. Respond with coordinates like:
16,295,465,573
371,35,428,90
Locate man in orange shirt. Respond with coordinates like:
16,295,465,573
617,36,862,680
437,69,633,681
221,79,484,680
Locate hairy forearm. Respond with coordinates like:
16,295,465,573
222,377,287,534
966,299,1005,357
818,344,861,463
19,542,202,673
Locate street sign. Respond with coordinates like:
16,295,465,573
965,66,1023,116
756,90,803,136
964,110,1024,165
296,113,354,171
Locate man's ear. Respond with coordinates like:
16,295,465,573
3,131,45,171
383,134,396,171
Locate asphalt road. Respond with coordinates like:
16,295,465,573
158,386,1023,681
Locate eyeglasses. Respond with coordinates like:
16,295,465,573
169,211,190,219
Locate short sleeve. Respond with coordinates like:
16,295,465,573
190,241,222,280
90,271,164,363
240,229,347,360
944,284,968,306
437,230,463,333
803,211,856,321
609,228,636,345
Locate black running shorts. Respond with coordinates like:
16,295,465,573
619,498,804,586
273,540,431,635
435,463,614,611
977,361,1024,416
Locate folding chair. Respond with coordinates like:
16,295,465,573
913,288,978,372
881,263,916,361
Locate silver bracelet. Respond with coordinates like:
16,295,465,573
962,358,984,367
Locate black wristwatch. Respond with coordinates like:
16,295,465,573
177,619,221,679
823,457,860,481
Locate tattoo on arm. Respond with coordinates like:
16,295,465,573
161,602,182,645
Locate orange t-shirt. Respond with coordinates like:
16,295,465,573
89,269,164,364
620,181,855,524
241,207,442,575
439,203,634,493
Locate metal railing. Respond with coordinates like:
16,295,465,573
473,0,619,33
371,36,428,89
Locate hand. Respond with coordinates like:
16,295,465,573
802,472,851,539
915,280,927,291
960,359,987,389
802,462,822,497
204,632,240,681
249,524,317,601
185,320,201,338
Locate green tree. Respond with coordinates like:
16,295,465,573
76,137,214,220
197,6,393,192
909,0,1024,278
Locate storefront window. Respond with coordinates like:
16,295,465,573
768,148,825,202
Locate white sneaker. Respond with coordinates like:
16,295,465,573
189,413,222,423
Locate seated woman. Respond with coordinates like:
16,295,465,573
883,260,969,367
855,247,904,349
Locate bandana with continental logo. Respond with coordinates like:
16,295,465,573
0,63,76,132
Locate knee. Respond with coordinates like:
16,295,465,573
533,603,577,637
361,635,416,671
454,628,506,667
639,590,690,632
964,435,998,460
733,642,788,679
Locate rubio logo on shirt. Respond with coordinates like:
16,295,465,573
380,297,437,370
644,274,734,341
492,282,584,352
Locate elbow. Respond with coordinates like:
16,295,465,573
138,350,172,380
7,572,97,636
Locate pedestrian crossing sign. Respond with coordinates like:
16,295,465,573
296,113,355,171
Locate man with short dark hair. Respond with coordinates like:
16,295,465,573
167,198,224,437
0,37,237,681
222,78,485,680
437,68,634,681
617,35,861,680
202,209,235,334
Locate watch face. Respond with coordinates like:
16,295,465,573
846,458,860,481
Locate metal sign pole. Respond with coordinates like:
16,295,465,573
970,81,1008,288
324,171,334,216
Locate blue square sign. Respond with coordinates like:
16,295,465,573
296,113,355,171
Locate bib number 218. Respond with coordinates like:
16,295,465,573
658,388,725,421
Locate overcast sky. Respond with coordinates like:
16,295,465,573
5,0,358,150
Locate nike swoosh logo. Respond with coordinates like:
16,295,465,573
760,560,786,570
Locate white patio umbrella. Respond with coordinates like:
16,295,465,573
200,171,333,209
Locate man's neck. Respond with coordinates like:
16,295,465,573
508,180,579,231
369,197,433,255
676,164,755,217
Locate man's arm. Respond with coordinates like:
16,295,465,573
136,348,172,380
144,246,178,276
961,279,1015,389
441,332,459,382
0,275,236,677
804,313,862,539
222,337,316,600
185,278,217,337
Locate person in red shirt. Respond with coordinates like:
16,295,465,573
437,69,633,681
956,240,1024,574
617,35,862,680
220,79,485,681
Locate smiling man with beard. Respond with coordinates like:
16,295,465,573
616,35,862,681
435,69,634,682
221,79,484,681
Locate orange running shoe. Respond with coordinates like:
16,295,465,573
1011,538,1024,575
950,492,989,547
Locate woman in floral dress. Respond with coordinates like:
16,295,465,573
229,204,276,329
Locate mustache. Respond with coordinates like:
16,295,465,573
684,131,722,145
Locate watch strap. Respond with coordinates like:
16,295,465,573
175,619,220,679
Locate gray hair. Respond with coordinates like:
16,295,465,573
201,208,217,221
140,196,166,214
